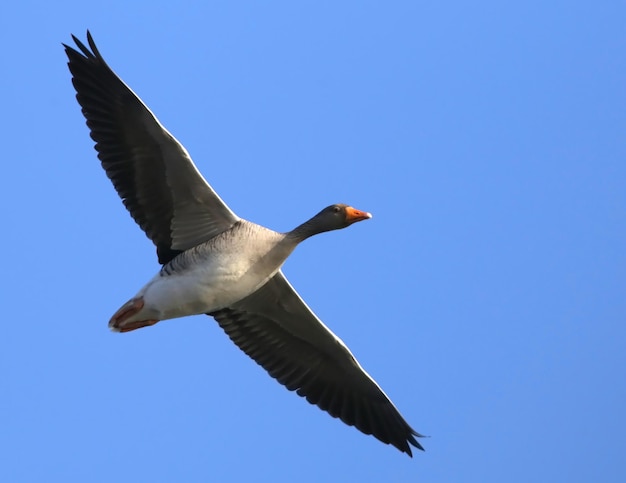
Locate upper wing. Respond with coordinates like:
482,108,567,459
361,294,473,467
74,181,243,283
64,32,239,264
209,271,424,456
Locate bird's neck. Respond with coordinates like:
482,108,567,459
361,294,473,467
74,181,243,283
287,217,329,243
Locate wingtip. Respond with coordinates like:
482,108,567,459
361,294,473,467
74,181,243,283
402,428,427,456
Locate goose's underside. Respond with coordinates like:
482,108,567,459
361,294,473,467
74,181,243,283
64,31,424,456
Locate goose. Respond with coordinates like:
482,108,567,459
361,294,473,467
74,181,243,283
64,32,424,456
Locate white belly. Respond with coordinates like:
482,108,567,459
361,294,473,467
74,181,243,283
116,222,294,324
128,227,294,322
135,259,278,321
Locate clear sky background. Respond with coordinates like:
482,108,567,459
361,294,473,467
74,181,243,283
1,1,624,482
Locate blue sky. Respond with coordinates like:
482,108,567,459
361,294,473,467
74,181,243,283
1,1,625,481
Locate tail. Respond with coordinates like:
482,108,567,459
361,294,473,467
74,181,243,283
108,297,159,332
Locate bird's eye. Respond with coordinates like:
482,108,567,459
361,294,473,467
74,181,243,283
333,206,341,213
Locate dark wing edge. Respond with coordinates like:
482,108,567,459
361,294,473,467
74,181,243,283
209,271,425,456
64,31,239,264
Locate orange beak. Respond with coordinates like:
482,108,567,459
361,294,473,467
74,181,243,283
345,206,373,223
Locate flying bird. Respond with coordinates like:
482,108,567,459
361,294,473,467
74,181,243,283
64,32,424,456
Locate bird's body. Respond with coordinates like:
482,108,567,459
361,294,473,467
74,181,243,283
64,31,424,456
116,221,293,327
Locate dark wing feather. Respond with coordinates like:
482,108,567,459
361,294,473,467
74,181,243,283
64,32,239,264
209,271,424,456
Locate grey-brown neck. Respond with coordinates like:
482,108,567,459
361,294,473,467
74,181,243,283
286,217,331,244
